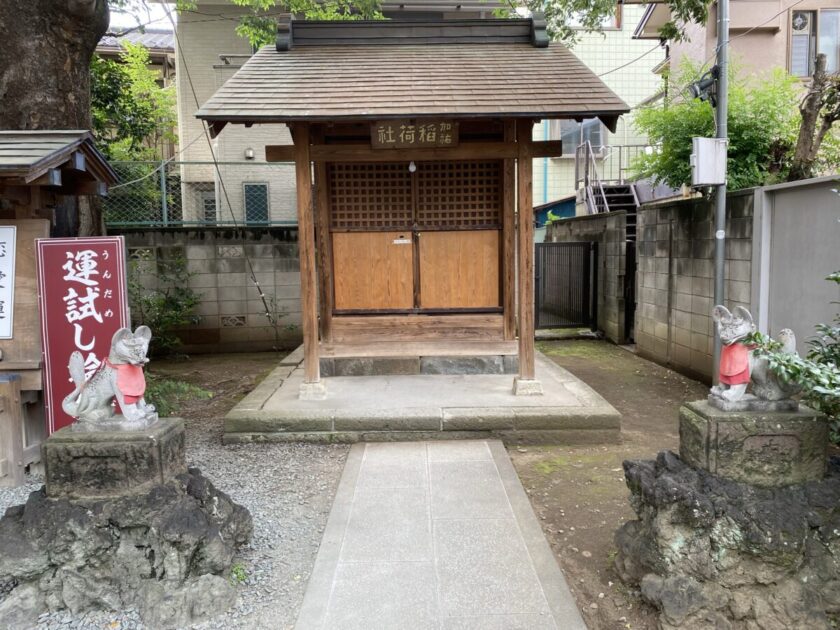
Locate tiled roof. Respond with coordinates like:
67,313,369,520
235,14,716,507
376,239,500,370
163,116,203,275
98,29,175,52
196,19,628,127
0,131,118,184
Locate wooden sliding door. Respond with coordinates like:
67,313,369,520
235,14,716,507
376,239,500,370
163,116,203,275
418,230,500,309
328,160,503,313
332,231,414,310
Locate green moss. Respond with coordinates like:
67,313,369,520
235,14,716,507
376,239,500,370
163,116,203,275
144,373,213,417
536,340,620,361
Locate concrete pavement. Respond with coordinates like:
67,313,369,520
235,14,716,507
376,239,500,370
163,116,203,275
295,440,587,630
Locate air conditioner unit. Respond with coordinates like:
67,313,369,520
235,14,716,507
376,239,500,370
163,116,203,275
690,137,727,187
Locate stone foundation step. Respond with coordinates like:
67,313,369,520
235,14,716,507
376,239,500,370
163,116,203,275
223,352,621,445
321,353,519,377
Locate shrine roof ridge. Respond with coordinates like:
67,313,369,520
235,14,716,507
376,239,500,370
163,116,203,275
196,17,629,129
276,17,548,50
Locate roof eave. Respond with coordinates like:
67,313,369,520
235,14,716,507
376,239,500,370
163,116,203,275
195,111,628,133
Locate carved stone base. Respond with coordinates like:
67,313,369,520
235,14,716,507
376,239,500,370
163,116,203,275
707,393,799,412
43,417,186,500
70,413,159,433
512,378,544,396
679,400,828,487
299,381,328,401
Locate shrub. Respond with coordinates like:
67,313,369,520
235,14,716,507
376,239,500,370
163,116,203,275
127,255,201,356
631,63,800,190
751,272,840,442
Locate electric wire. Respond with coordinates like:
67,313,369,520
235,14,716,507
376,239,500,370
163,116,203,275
108,130,208,189
160,2,282,337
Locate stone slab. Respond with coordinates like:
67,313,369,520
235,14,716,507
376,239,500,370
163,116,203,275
224,352,621,445
420,355,506,375
679,400,828,486
294,441,585,629
42,417,186,500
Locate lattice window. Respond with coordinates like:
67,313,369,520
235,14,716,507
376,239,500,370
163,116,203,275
416,161,502,229
329,163,412,230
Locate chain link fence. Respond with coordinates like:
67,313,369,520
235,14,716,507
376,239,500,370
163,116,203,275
104,161,298,228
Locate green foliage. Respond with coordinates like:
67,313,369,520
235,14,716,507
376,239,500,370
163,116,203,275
144,373,213,417
544,209,561,226
174,0,382,49
749,272,840,442
507,0,712,45
229,563,248,585
90,42,176,160
127,255,201,356
631,63,800,190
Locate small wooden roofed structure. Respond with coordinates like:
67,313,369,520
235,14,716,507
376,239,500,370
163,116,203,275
0,131,116,485
0,130,118,214
197,16,628,399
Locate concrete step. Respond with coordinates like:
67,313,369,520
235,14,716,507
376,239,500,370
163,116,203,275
224,352,621,445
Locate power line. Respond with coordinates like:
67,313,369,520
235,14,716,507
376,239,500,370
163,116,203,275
108,130,208,190
160,2,280,337
598,44,662,78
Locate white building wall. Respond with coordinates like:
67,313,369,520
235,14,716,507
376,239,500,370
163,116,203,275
174,5,297,224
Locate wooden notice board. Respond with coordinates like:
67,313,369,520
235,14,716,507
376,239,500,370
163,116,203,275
332,231,414,310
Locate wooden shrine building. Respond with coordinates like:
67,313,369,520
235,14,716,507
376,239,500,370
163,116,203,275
0,131,117,485
197,16,628,399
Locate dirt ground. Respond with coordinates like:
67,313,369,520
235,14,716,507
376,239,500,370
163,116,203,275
508,339,709,630
149,351,282,441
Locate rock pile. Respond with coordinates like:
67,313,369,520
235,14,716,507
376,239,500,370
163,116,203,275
615,451,840,629
0,468,252,629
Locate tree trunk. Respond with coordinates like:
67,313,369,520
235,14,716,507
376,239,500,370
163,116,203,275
0,0,109,129
0,0,109,235
789,54,828,182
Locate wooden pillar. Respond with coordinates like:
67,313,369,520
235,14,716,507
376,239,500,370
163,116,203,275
514,120,541,394
502,120,516,341
0,375,24,487
291,123,325,398
312,127,333,344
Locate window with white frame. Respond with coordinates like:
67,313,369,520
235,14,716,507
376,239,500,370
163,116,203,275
549,118,607,156
790,9,840,77
244,182,269,224
196,186,216,223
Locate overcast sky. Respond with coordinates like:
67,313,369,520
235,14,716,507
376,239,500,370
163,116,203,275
109,3,175,31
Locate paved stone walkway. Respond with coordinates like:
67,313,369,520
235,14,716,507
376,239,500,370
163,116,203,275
295,440,586,629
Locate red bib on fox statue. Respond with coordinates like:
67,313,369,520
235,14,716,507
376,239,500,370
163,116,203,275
105,359,146,406
719,342,753,386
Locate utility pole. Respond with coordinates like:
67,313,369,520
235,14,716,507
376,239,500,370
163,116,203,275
712,0,729,380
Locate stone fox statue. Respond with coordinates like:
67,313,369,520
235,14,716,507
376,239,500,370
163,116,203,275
62,325,158,430
710,305,800,405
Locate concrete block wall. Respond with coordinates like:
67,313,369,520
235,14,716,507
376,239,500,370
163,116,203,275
545,211,629,344
116,228,303,353
635,191,754,382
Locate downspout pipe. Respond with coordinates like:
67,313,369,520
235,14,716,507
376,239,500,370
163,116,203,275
543,121,549,204
712,0,729,382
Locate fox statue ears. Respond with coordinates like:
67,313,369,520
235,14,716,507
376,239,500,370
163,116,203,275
711,305,754,325
712,305,731,323
111,326,152,346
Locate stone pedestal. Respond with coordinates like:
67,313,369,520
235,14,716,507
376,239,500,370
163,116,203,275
43,417,186,500
679,400,828,487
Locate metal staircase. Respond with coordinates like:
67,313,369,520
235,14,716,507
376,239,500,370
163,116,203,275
575,142,644,241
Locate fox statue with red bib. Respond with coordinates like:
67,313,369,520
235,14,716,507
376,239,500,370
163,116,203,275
62,325,159,431
709,305,801,411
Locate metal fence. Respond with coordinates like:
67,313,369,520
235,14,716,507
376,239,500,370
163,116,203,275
104,161,298,228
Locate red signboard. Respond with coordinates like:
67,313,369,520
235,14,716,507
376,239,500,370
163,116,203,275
36,237,130,433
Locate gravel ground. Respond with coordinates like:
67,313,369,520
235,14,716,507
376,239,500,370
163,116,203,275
0,357,349,630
